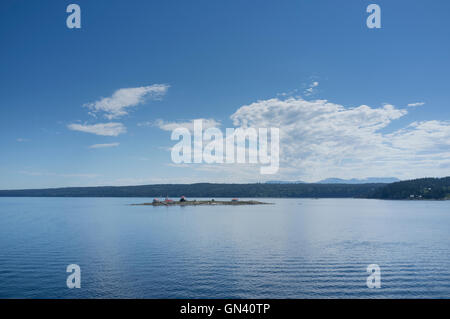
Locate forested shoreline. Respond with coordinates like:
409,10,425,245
0,177,449,200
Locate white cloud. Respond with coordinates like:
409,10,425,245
67,122,126,136
387,120,450,151
407,102,425,107
228,97,450,181
304,81,319,96
16,138,30,142
155,118,221,132
89,143,120,149
149,93,449,182
84,84,169,119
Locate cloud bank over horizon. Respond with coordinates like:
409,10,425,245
158,96,450,182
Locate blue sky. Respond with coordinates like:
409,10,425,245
1,0,449,189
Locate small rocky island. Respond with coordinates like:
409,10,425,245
132,197,271,207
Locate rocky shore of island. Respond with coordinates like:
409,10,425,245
132,197,271,207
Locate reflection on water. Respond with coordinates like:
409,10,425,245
0,197,449,298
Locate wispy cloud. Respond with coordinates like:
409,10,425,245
304,81,319,96
67,122,126,136
89,143,120,149
407,102,425,107
16,138,30,142
84,84,169,119
137,121,153,127
155,118,221,132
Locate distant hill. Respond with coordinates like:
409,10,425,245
0,183,384,198
266,178,399,184
317,177,400,184
1,178,447,199
368,177,450,200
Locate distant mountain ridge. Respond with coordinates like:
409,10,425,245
265,180,305,184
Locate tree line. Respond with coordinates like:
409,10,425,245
0,177,448,199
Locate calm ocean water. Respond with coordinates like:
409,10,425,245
0,197,449,298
